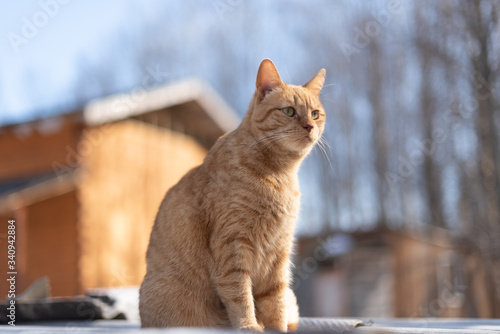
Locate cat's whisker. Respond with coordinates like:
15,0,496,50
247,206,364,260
250,129,297,149
250,130,288,148
319,136,336,156
261,133,295,151
252,130,282,142
319,97,336,104
261,135,290,150
315,137,336,176
254,133,289,147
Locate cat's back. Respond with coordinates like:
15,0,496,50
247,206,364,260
147,133,237,250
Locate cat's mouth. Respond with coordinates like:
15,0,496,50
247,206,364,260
298,135,315,145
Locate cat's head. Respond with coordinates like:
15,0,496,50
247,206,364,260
249,59,326,155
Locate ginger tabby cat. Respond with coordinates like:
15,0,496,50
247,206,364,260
139,59,326,332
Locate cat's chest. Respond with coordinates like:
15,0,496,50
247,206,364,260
258,175,300,216
213,169,300,224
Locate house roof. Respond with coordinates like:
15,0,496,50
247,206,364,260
0,170,78,214
1,78,240,145
296,226,457,263
84,79,240,148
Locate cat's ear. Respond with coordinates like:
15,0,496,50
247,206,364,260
256,59,283,99
304,69,326,97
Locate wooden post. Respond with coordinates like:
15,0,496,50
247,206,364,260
13,203,28,293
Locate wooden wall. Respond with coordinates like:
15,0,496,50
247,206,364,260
78,120,207,290
0,116,81,182
391,232,471,318
0,213,14,299
0,191,79,298
24,191,80,296
392,233,439,317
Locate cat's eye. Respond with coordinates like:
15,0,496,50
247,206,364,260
282,107,295,117
311,110,320,120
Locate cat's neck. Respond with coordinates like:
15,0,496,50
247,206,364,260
234,110,307,177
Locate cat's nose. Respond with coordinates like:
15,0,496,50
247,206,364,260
303,124,314,133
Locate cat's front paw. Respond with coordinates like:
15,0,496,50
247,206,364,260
266,322,288,333
239,323,264,332
287,321,299,332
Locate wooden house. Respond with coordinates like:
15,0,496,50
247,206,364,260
294,227,500,318
0,80,239,298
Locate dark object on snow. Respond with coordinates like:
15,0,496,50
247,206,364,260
1,276,125,324
0,296,126,324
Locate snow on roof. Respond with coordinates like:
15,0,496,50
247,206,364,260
84,78,240,134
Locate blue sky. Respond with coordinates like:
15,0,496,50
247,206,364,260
0,0,159,123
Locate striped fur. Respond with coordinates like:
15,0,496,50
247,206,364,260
139,59,326,332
